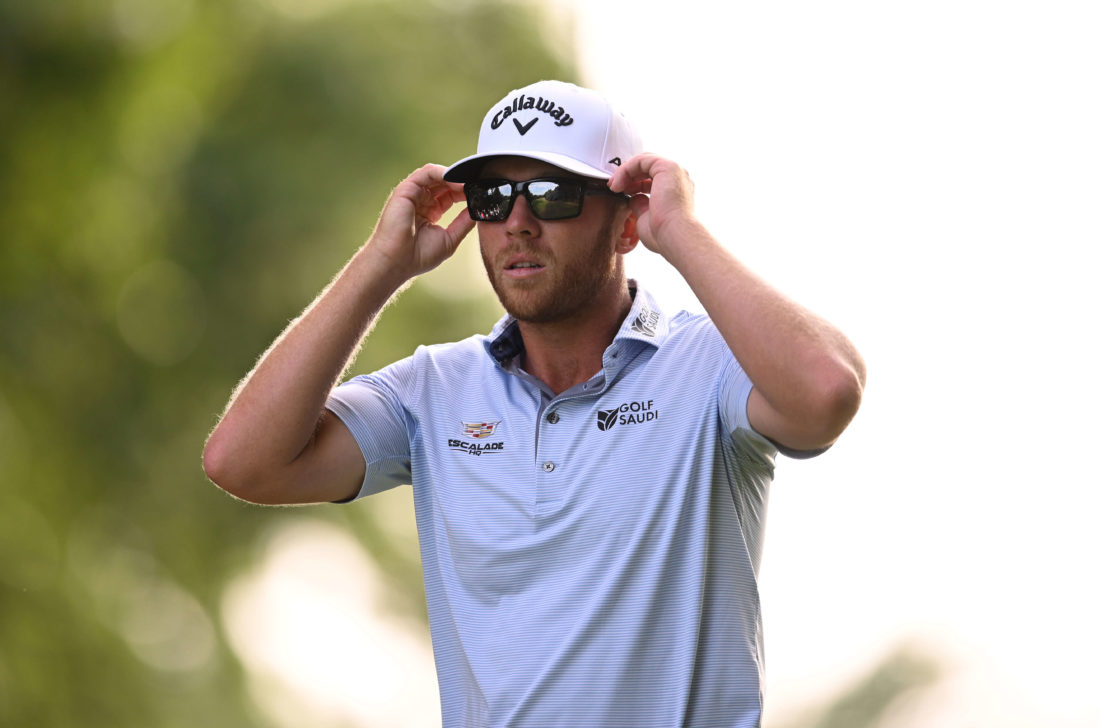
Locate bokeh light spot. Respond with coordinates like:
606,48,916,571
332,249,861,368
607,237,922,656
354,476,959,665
222,519,439,728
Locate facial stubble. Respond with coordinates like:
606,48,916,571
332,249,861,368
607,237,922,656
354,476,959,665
482,214,622,325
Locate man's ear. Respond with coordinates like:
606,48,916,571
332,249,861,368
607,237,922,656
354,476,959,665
615,211,640,254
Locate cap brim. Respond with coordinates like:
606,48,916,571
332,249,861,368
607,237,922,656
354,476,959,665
443,151,610,183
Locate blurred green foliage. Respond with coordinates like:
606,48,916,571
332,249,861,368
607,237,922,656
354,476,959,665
0,0,573,724
776,644,942,728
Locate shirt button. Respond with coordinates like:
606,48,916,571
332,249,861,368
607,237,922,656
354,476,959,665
541,461,556,473
547,412,560,424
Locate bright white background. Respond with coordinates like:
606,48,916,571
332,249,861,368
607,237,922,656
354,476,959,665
227,1,1100,726
574,1,1100,725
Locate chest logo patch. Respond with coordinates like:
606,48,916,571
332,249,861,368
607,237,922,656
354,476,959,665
450,419,505,456
596,400,659,431
462,420,500,439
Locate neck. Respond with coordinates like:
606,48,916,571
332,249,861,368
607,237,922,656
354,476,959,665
517,280,633,395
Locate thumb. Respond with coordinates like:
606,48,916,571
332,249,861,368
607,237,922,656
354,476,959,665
445,209,477,248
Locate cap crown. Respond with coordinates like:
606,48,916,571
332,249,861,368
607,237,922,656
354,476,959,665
444,80,641,182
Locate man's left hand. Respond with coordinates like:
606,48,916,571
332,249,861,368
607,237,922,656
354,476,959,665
608,153,698,257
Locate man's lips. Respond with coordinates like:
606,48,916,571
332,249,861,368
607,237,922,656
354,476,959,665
503,257,545,278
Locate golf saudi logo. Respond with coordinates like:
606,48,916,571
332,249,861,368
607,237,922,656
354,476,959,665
596,400,659,431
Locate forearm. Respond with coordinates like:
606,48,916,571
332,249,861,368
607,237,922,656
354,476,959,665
203,164,473,501
661,217,865,447
203,242,408,494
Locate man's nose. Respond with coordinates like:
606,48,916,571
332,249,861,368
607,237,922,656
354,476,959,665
504,194,540,236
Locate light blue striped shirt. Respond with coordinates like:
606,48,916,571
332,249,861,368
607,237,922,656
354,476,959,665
327,284,778,727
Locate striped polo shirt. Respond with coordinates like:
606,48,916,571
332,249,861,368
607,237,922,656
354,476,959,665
326,283,778,727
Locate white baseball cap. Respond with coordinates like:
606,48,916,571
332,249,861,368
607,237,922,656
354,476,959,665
443,80,642,182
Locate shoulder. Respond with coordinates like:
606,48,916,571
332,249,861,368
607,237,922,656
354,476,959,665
659,309,730,361
360,332,495,389
666,308,717,336
415,332,493,362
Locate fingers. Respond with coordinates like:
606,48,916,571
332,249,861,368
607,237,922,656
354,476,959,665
404,163,460,193
607,154,697,253
608,153,691,195
405,165,475,250
423,184,466,224
375,165,464,236
627,192,650,221
389,164,469,225
608,153,660,193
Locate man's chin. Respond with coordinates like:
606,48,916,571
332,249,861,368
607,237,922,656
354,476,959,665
491,281,545,320
497,294,571,325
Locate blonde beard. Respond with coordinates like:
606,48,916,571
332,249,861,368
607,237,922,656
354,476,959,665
482,215,622,324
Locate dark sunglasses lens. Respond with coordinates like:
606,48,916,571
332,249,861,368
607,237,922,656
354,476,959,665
526,180,584,220
466,181,514,221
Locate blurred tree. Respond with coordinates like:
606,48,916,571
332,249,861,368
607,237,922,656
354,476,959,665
0,0,574,724
774,644,942,728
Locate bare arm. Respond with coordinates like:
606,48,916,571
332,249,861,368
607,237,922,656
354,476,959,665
202,164,475,504
609,154,866,452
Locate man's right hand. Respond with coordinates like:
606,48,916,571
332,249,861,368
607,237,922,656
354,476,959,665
203,164,475,505
367,164,476,280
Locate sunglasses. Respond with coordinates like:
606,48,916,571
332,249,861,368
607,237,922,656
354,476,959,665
464,177,628,222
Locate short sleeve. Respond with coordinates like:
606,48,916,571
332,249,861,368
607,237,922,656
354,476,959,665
717,355,778,463
717,353,828,461
325,372,414,501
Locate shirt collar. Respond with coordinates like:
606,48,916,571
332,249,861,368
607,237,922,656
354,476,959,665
486,317,525,363
485,280,670,364
613,281,669,349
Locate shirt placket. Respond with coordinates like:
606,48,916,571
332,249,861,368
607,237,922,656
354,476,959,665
499,339,642,514
532,376,609,513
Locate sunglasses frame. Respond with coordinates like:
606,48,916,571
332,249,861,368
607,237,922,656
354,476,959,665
464,176,628,222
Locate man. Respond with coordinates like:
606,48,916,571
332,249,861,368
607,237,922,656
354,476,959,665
204,80,865,727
